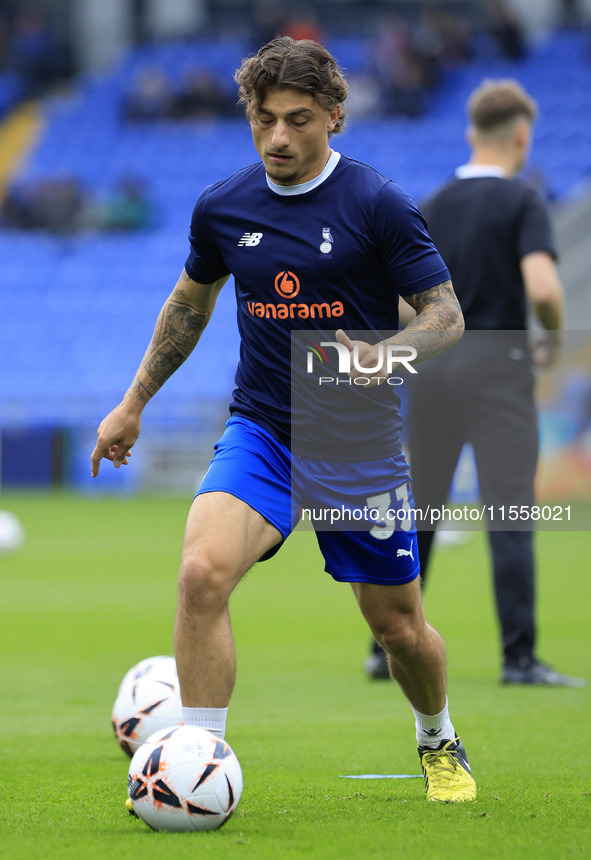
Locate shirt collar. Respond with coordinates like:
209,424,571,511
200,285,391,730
455,164,507,179
266,150,341,196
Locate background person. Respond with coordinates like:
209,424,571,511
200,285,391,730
367,79,584,687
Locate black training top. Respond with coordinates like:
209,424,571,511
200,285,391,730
420,171,557,330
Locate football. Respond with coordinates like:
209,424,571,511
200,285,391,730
0,510,25,554
127,725,243,831
112,672,183,757
117,655,178,696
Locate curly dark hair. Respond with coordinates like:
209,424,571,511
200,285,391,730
235,37,348,134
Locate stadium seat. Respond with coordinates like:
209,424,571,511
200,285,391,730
1,32,590,430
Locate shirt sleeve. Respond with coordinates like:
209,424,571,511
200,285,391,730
184,187,231,283
373,181,450,296
517,186,558,261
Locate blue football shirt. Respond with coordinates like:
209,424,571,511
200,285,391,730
185,152,449,459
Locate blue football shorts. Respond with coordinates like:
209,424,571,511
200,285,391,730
196,415,419,586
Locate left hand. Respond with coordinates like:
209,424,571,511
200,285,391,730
335,329,385,386
530,330,561,369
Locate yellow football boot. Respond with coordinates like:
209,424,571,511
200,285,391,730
419,737,477,802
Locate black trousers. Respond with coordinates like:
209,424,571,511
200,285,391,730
407,333,539,666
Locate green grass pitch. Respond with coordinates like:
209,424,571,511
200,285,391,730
1,492,589,859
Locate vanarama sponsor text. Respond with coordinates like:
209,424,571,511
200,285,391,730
247,300,344,319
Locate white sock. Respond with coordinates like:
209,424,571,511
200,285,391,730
412,698,455,748
182,706,228,739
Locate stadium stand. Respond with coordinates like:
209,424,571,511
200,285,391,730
1,29,590,488
0,72,25,120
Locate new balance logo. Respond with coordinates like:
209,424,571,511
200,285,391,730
238,232,263,247
396,547,414,560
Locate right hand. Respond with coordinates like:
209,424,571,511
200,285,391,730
90,401,142,477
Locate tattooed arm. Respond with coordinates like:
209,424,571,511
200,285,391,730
91,269,229,476
391,279,464,365
335,280,464,385
128,269,227,406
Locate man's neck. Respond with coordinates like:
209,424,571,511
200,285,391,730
469,151,518,177
265,150,341,196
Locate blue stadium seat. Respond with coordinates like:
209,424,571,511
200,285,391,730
0,72,25,118
1,33,590,429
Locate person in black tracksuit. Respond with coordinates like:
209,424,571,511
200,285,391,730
366,79,584,686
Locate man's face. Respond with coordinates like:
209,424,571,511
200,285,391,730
250,87,341,186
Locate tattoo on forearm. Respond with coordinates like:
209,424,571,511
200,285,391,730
160,302,209,353
399,280,464,363
129,378,152,407
134,298,209,400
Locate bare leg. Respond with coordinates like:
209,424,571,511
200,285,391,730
352,578,447,714
174,491,282,707
353,579,477,802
